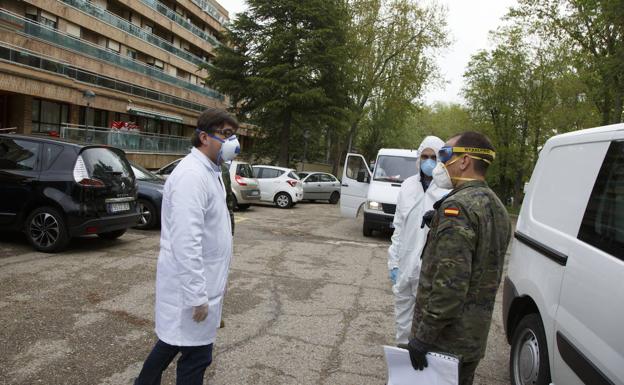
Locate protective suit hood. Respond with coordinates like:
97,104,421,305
415,135,445,170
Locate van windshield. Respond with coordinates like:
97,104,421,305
373,155,418,183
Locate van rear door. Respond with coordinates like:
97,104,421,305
553,138,624,385
340,153,370,218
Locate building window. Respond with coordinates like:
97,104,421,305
66,22,81,37
126,48,137,60
32,99,69,134
25,7,58,29
143,21,154,34
107,39,120,53
176,68,190,81
79,107,109,128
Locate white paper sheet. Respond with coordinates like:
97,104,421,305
383,345,459,385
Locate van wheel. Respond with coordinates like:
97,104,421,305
135,199,157,230
510,313,551,385
362,220,373,237
275,193,292,209
25,206,70,253
329,192,340,204
98,229,127,240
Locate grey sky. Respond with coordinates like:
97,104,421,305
219,0,518,106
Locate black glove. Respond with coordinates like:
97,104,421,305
407,338,429,371
421,210,435,228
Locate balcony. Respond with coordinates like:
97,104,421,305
190,0,226,24
0,10,223,101
59,0,207,67
61,124,192,155
138,0,221,47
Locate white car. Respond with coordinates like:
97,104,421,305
228,160,261,210
503,124,624,385
252,165,303,208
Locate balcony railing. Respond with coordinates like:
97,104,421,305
59,0,207,67
60,124,192,155
138,0,221,47
0,10,223,101
0,44,214,112
189,0,226,24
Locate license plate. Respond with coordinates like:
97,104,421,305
108,202,130,213
250,190,259,196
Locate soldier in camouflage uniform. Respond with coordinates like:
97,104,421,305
408,131,511,385
221,163,235,235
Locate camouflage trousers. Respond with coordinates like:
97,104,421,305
460,360,479,385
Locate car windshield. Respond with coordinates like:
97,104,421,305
132,163,160,181
298,172,309,179
237,163,254,178
373,155,418,183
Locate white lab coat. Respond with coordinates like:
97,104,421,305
155,147,232,347
387,136,449,344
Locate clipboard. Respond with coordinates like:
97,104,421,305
383,345,459,385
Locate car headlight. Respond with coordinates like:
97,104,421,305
367,201,382,210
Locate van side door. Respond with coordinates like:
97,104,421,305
340,153,370,218
553,139,624,385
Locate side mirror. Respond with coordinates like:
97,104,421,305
356,171,369,183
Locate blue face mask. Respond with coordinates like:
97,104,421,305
420,159,436,177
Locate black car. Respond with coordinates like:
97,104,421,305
0,134,140,252
130,162,164,230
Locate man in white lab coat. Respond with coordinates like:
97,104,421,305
387,136,449,345
135,108,240,385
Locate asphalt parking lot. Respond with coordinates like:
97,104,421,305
0,202,510,385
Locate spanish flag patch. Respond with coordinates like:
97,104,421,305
444,207,460,217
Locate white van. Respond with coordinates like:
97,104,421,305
340,148,419,236
503,124,623,385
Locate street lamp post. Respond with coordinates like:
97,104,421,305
83,90,95,142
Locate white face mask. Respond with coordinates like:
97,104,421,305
432,162,454,189
218,135,240,163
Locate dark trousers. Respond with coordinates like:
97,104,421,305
135,339,213,385
459,360,479,385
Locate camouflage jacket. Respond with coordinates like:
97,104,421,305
221,163,235,235
410,180,511,362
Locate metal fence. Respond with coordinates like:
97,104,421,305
60,124,191,155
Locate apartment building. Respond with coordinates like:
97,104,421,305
0,0,251,167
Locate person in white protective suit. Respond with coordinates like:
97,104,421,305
387,135,450,345
135,108,241,385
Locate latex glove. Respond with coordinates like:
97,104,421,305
389,267,399,284
407,338,429,370
192,303,209,323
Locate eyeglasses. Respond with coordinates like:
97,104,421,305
438,146,496,164
196,127,236,139
214,127,235,138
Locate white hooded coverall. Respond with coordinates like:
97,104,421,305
387,136,449,344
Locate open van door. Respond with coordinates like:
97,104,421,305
340,153,371,218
